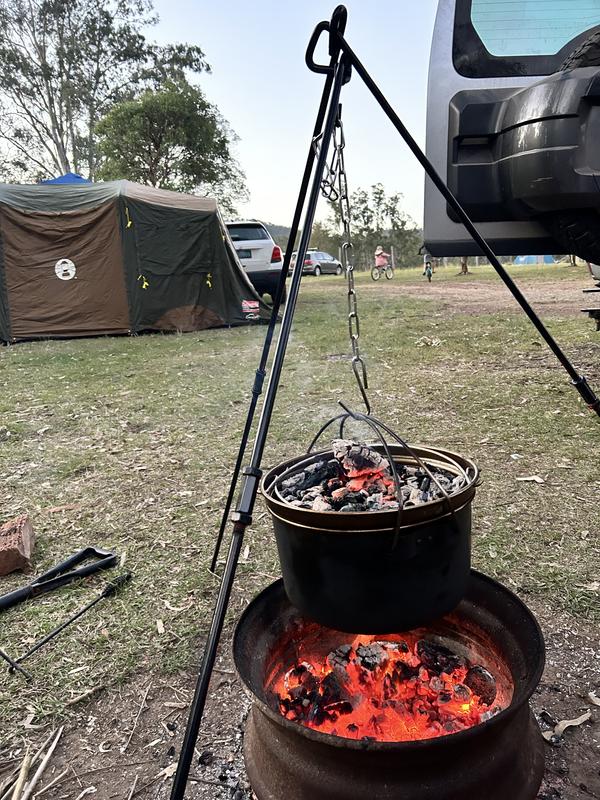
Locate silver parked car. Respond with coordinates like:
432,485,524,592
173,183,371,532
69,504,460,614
226,220,285,301
290,249,343,276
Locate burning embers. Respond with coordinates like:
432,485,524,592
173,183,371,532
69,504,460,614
267,629,506,743
276,439,467,512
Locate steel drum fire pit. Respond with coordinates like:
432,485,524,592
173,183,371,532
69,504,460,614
262,438,479,633
234,573,546,800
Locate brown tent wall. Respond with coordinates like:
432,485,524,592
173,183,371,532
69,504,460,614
1,202,130,339
0,181,269,342
0,235,10,341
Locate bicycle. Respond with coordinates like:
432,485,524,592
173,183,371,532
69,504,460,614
371,264,394,281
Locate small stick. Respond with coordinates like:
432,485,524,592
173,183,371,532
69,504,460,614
73,788,96,800
65,685,105,707
0,731,58,800
121,683,151,753
20,727,63,800
11,750,31,800
32,768,68,798
126,775,138,800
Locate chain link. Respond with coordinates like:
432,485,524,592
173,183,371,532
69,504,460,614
314,108,371,414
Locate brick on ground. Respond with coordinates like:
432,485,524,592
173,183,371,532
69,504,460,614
0,514,35,576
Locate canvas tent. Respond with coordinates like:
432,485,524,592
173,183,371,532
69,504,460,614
513,255,556,265
40,173,92,185
0,180,269,342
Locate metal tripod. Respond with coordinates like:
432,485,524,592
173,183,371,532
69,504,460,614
171,7,600,798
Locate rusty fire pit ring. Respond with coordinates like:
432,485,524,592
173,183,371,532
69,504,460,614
234,572,546,800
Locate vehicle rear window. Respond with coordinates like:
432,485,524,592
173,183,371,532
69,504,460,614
453,0,600,78
471,0,599,57
227,224,269,241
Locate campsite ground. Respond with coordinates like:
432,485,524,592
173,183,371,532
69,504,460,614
0,262,599,799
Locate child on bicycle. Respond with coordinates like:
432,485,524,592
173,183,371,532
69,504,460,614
374,245,390,268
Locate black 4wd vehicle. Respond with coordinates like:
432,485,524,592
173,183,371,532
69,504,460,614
424,0,600,262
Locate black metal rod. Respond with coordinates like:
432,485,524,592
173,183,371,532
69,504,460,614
325,27,600,416
15,595,105,665
8,573,131,670
170,47,350,800
0,647,32,681
209,60,339,574
170,524,245,799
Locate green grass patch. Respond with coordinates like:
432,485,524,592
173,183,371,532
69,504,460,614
0,263,598,741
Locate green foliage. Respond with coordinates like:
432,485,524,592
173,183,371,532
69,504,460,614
325,183,422,269
0,0,209,179
95,80,247,212
264,222,293,250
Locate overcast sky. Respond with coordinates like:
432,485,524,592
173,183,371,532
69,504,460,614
152,0,438,227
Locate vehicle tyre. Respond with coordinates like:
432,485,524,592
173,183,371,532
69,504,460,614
371,267,381,281
384,266,394,280
314,266,321,276
546,31,600,262
560,29,600,70
336,265,343,275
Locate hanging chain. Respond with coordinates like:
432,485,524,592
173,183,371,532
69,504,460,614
313,107,371,414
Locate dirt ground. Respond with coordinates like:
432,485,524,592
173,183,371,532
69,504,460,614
4,597,598,800
362,276,592,317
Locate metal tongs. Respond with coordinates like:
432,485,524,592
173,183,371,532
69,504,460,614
0,546,118,612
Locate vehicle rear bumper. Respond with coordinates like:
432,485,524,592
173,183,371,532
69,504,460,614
246,270,284,296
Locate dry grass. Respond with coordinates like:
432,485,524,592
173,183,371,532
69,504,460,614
0,261,599,743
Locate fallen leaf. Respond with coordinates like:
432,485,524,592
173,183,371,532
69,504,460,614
163,599,193,613
554,709,592,737
158,763,178,779
543,709,592,741
415,336,442,347
144,738,163,749
587,691,600,707
20,709,45,730
516,475,545,484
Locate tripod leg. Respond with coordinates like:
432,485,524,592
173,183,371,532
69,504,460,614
170,45,352,800
209,66,338,574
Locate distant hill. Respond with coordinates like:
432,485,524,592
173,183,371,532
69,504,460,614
263,222,296,251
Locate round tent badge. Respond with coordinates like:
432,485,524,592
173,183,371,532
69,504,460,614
55,258,76,280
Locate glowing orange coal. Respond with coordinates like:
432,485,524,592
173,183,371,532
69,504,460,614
268,632,503,743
